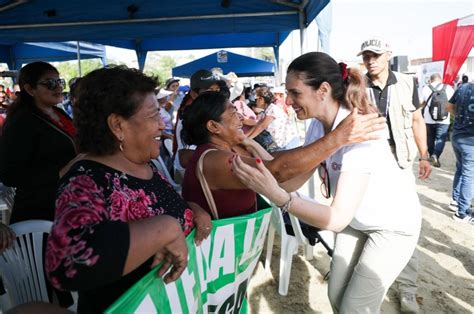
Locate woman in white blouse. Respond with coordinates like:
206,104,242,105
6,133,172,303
232,52,421,313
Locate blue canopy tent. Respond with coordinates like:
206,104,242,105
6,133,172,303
0,0,330,70
0,41,107,70
172,50,275,78
102,32,291,71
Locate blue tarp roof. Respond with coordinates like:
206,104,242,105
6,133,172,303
0,41,106,70
172,50,275,78
0,0,330,69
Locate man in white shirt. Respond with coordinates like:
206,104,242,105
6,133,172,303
421,73,454,168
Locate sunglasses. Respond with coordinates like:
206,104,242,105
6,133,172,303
37,78,66,91
318,161,331,199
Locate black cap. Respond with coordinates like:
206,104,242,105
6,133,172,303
190,69,226,90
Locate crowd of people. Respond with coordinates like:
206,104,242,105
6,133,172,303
0,35,472,314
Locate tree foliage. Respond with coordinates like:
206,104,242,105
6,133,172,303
54,59,104,91
143,54,178,86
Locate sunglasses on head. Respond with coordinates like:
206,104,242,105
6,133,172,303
37,78,66,91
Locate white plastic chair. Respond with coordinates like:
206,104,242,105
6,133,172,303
0,202,9,225
264,198,314,296
0,220,52,310
163,138,173,157
0,187,15,225
152,157,182,195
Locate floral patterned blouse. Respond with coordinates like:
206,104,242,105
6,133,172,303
265,103,291,148
45,160,193,313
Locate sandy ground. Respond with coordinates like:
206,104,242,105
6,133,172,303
247,143,474,313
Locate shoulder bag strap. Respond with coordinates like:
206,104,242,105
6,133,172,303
426,84,437,105
196,148,219,219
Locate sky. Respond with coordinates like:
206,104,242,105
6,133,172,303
106,0,473,69
327,0,473,61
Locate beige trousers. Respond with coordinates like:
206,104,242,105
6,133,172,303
395,166,419,294
328,225,420,313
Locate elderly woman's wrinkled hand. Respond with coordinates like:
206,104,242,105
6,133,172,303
0,223,15,253
188,202,212,246
241,138,259,157
152,232,188,284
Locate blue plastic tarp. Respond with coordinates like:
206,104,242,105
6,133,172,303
0,41,106,70
0,0,330,69
172,50,275,78
0,1,329,41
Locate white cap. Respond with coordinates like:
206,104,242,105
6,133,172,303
156,89,173,100
229,82,244,101
357,37,391,56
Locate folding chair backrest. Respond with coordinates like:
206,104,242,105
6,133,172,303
0,220,52,308
151,157,182,195
259,195,286,236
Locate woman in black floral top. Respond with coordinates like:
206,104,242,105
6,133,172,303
45,66,212,313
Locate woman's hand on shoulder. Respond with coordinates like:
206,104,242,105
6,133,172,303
188,202,212,246
334,109,386,146
241,138,273,160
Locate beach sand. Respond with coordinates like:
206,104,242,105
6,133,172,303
247,143,474,313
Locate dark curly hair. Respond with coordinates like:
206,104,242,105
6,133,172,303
74,65,158,155
7,61,58,117
181,91,228,146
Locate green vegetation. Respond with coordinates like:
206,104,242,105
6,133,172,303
54,59,104,91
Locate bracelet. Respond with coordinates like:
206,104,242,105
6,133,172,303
278,192,293,215
419,156,430,161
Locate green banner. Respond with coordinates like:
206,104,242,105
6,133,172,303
106,206,272,314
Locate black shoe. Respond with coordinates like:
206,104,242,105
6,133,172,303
430,155,441,168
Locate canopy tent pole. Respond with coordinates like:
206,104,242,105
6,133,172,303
315,1,332,54
7,46,18,83
7,46,15,70
76,41,82,77
299,0,309,55
273,45,280,86
298,0,315,199
101,57,107,67
135,40,146,72
275,0,314,198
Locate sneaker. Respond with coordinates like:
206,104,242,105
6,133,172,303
400,291,419,313
430,155,441,168
448,200,458,212
452,213,474,224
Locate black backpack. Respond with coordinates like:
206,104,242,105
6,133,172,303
426,83,449,121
